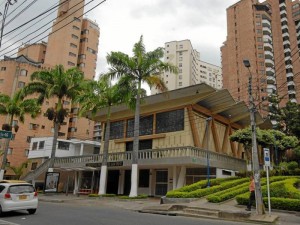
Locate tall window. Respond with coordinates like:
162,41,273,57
126,115,153,138
156,109,184,133
109,121,124,139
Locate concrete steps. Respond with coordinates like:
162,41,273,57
178,207,219,219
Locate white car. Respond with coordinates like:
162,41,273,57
0,180,38,215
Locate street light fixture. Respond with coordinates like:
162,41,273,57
243,59,265,215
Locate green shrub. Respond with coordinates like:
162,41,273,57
167,178,248,198
207,176,288,203
118,194,147,199
287,161,299,171
100,194,116,197
264,197,300,211
88,194,100,197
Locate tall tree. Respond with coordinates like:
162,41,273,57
24,65,85,169
75,75,142,194
0,89,41,179
8,161,29,180
106,36,177,197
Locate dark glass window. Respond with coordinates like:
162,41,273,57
109,121,124,140
156,109,184,133
58,141,70,150
139,169,150,187
126,140,152,152
126,115,153,137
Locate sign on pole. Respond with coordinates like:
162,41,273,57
0,130,12,139
263,148,271,214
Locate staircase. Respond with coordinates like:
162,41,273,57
178,207,219,219
22,159,51,182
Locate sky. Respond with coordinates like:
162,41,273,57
0,0,238,77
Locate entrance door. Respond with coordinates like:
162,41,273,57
155,170,168,196
124,170,131,195
106,170,119,195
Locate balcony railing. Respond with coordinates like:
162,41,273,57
53,146,246,171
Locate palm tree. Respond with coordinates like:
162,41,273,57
8,161,29,180
0,89,41,178
24,65,85,169
106,36,178,197
76,75,145,194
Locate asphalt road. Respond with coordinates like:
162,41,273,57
0,201,254,225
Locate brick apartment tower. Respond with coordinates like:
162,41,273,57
221,0,300,116
0,0,100,177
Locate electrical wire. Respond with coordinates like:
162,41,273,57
0,0,106,57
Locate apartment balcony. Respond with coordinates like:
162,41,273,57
285,64,293,69
280,9,287,16
281,24,288,31
264,50,274,59
93,131,101,137
290,99,297,103
266,67,275,76
287,81,295,86
285,55,291,61
282,32,289,38
263,26,272,35
288,89,296,95
286,72,294,78
279,2,286,8
263,35,272,43
52,146,246,171
281,17,288,23
262,19,271,27
267,76,276,84
283,39,290,46
297,29,300,36
267,84,277,92
284,47,291,53
264,42,273,51
265,59,274,67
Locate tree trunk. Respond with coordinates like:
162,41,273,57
99,109,111,195
129,79,141,197
49,121,59,169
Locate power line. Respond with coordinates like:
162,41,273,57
0,0,106,57
0,0,30,24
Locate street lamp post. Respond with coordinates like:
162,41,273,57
243,59,265,215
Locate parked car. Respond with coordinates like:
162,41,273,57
0,180,38,215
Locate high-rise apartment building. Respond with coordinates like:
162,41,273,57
222,0,300,115
151,40,222,95
0,0,100,178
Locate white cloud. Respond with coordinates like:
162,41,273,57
90,0,237,76
0,0,238,78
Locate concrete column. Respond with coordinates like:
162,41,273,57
168,167,173,191
73,171,78,195
79,143,84,156
149,169,154,196
118,170,124,195
176,166,186,189
172,166,177,190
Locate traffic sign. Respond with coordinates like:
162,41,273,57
0,130,12,139
264,148,270,166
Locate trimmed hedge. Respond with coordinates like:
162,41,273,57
207,176,289,203
236,177,300,211
166,178,248,198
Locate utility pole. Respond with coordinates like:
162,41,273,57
0,0,17,49
243,59,265,215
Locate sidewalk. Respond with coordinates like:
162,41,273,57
38,194,299,224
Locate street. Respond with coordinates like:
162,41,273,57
0,201,253,225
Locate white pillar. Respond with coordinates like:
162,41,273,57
73,171,78,195
176,166,186,189
129,164,138,197
98,165,107,195
79,143,84,156
172,166,177,190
